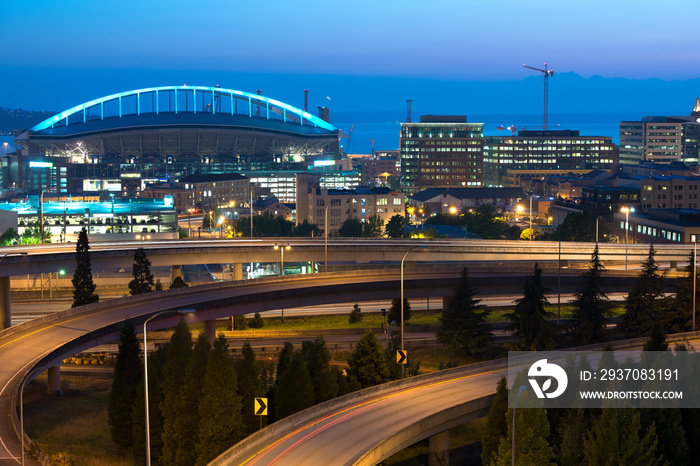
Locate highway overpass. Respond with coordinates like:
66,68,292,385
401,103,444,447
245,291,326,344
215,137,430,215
0,238,693,329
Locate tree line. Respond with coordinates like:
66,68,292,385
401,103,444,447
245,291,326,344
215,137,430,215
437,244,700,358
107,319,421,464
481,335,696,465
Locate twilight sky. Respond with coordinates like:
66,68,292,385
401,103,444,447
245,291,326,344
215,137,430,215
1,0,699,114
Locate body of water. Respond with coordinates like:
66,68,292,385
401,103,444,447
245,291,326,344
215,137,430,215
333,111,630,154
1,111,632,157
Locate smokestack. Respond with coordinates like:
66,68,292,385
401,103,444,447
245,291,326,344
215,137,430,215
304,89,309,112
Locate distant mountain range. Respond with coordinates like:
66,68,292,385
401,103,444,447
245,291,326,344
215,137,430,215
1,67,698,128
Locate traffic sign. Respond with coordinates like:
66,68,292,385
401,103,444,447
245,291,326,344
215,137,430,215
397,350,407,364
255,397,268,416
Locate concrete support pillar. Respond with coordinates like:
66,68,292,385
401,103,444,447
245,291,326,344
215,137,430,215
171,264,183,283
204,319,216,345
0,276,10,330
47,365,62,395
428,430,450,466
670,260,678,271
232,263,243,281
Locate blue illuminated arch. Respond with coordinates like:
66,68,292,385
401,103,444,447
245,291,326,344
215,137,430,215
30,85,336,133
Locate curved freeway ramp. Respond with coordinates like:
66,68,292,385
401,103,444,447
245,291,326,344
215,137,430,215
0,270,461,464
212,331,700,466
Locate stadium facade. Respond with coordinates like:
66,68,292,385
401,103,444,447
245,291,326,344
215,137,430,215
13,86,341,193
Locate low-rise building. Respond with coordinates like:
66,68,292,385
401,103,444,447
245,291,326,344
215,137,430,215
640,176,700,210
0,196,178,242
302,187,405,235
408,187,525,215
613,208,700,244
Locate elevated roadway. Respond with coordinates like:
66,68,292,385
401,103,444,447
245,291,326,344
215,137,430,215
0,238,695,278
0,269,467,464
212,331,700,466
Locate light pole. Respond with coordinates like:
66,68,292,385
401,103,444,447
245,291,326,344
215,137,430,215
250,189,254,237
143,309,194,466
512,385,527,466
555,224,561,324
39,188,46,244
325,204,331,272
529,194,533,241
694,238,697,331
400,245,428,378
621,207,634,270
274,243,291,276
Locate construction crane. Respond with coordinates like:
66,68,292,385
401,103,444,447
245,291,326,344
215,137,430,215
523,63,554,130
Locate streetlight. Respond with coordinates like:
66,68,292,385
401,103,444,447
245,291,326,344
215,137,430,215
693,237,697,331
324,204,331,272
512,385,527,466
529,194,533,241
218,215,225,239
2,142,7,156
554,224,561,324
621,207,634,270
274,243,291,276
400,245,428,378
39,189,46,244
143,309,195,466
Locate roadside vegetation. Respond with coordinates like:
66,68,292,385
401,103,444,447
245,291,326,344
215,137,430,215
25,243,698,464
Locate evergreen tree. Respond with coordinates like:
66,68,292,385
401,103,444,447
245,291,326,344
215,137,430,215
437,268,493,356
481,376,508,466
306,336,339,403
129,247,155,295
493,406,555,466
557,409,594,466
275,342,294,385
71,228,99,307
155,279,163,291
643,322,669,352
108,320,142,450
231,315,247,330
668,250,699,332
195,334,245,465
504,263,557,351
387,297,411,325
159,320,193,465
174,333,211,466
569,246,612,345
235,342,263,434
248,312,264,328
348,330,390,388
348,303,363,324
619,245,666,337
275,350,315,419
583,409,662,465
170,276,189,289
641,408,688,466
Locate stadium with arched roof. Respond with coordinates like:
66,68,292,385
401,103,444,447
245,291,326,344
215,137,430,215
15,85,340,175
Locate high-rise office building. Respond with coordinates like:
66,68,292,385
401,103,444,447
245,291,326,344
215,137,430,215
400,115,483,193
619,97,700,165
483,130,616,187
